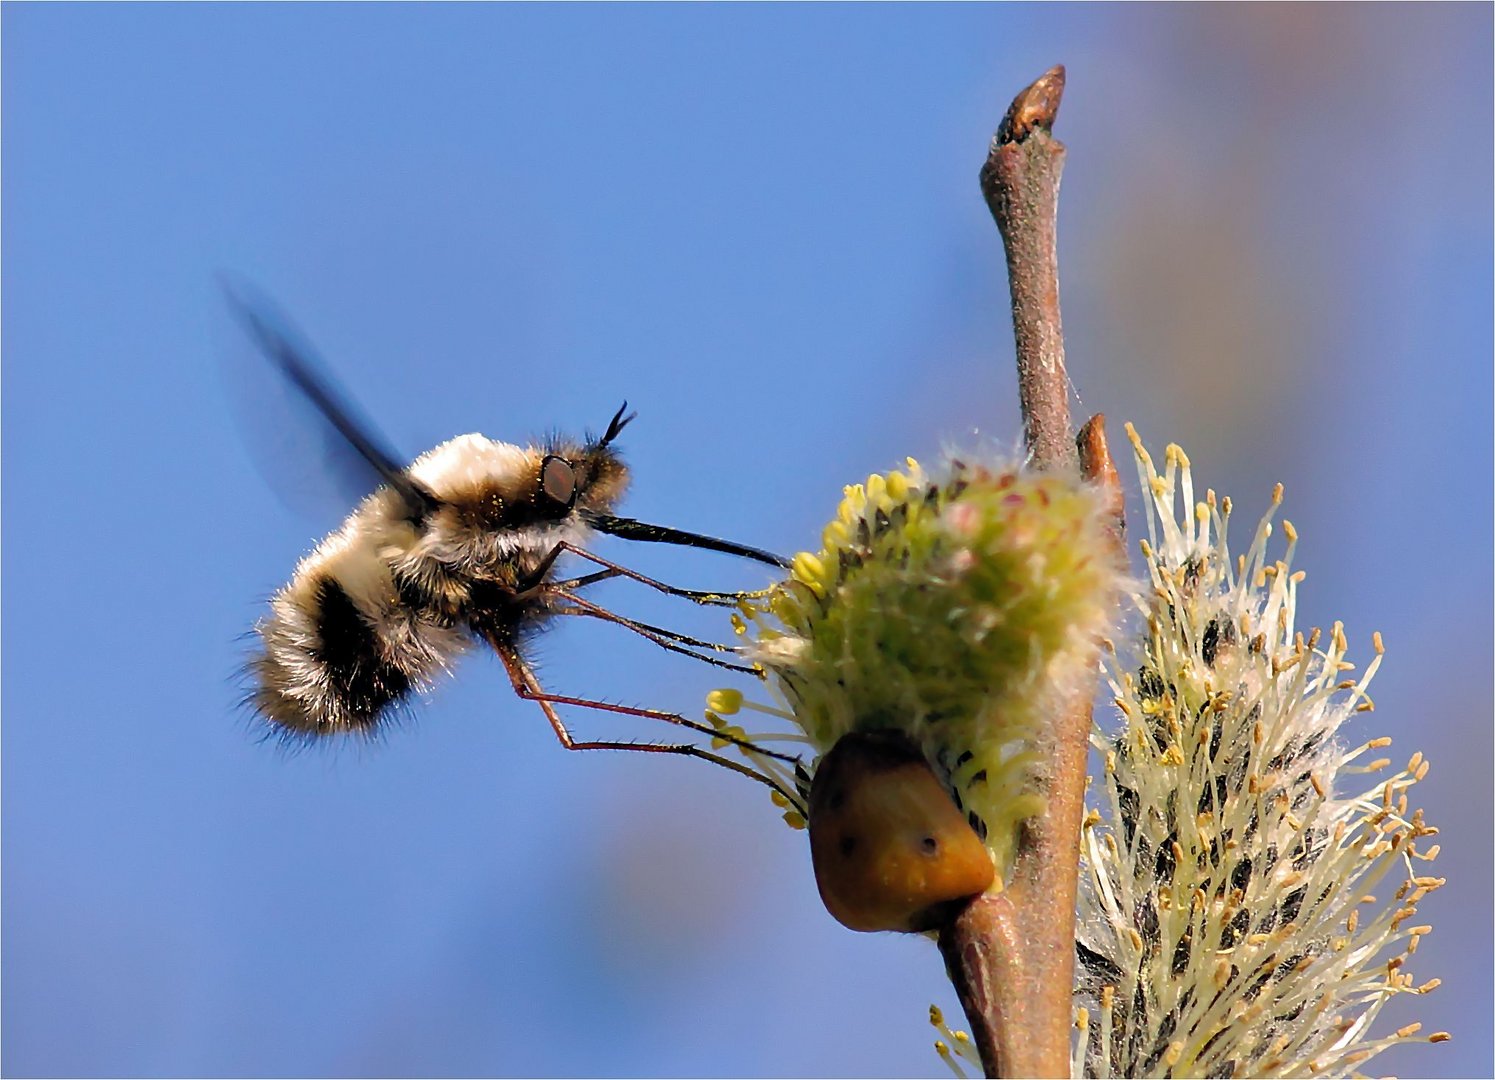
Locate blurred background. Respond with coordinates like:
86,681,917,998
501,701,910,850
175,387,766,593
4,6,1489,1077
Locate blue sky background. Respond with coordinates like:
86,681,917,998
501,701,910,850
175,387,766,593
4,5,1490,1077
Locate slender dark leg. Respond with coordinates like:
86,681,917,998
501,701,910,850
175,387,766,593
489,637,802,800
547,592,758,674
548,568,621,591
521,542,774,607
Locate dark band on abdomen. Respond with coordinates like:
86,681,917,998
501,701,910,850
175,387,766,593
313,577,412,729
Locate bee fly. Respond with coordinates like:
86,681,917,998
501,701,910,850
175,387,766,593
227,283,798,796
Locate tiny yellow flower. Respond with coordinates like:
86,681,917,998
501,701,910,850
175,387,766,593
716,454,1123,888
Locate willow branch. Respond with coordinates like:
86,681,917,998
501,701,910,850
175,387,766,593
980,65,1075,473
937,65,1124,1080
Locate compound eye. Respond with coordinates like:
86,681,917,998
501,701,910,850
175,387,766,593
540,455,577,509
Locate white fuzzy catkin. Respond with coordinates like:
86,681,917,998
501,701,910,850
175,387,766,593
1068,428,1446,1078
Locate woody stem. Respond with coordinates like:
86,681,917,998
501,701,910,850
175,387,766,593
936,64,1123,1079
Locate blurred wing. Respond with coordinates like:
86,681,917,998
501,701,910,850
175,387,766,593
218,278,437,522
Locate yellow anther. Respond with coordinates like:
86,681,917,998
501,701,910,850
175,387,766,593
706,688,743,715
791,552,828,597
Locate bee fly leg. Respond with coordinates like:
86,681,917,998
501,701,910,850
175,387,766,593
554,592,744,655
545,591,759,674
513,542,576,597
489,637,803,801
548,569,621,592
522,541,772,607
491,638,797,767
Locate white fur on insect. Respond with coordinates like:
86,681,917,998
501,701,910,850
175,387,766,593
228,282,791,761
251,430,633,739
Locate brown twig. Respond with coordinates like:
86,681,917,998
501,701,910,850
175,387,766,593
981,65,1074,473
937,66,1125,1079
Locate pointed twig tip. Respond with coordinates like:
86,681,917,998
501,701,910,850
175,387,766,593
994,65,1066,147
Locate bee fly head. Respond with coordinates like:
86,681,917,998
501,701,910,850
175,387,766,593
538,401,636,520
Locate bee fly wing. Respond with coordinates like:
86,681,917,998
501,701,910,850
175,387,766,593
217,277,438,523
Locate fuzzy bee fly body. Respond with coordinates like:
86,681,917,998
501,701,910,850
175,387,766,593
227,284,794,775
252,418,632,736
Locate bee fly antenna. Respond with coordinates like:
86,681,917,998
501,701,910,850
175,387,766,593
599,401,637,446
582,512,790,570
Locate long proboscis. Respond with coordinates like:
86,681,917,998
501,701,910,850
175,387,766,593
583,512,791,569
